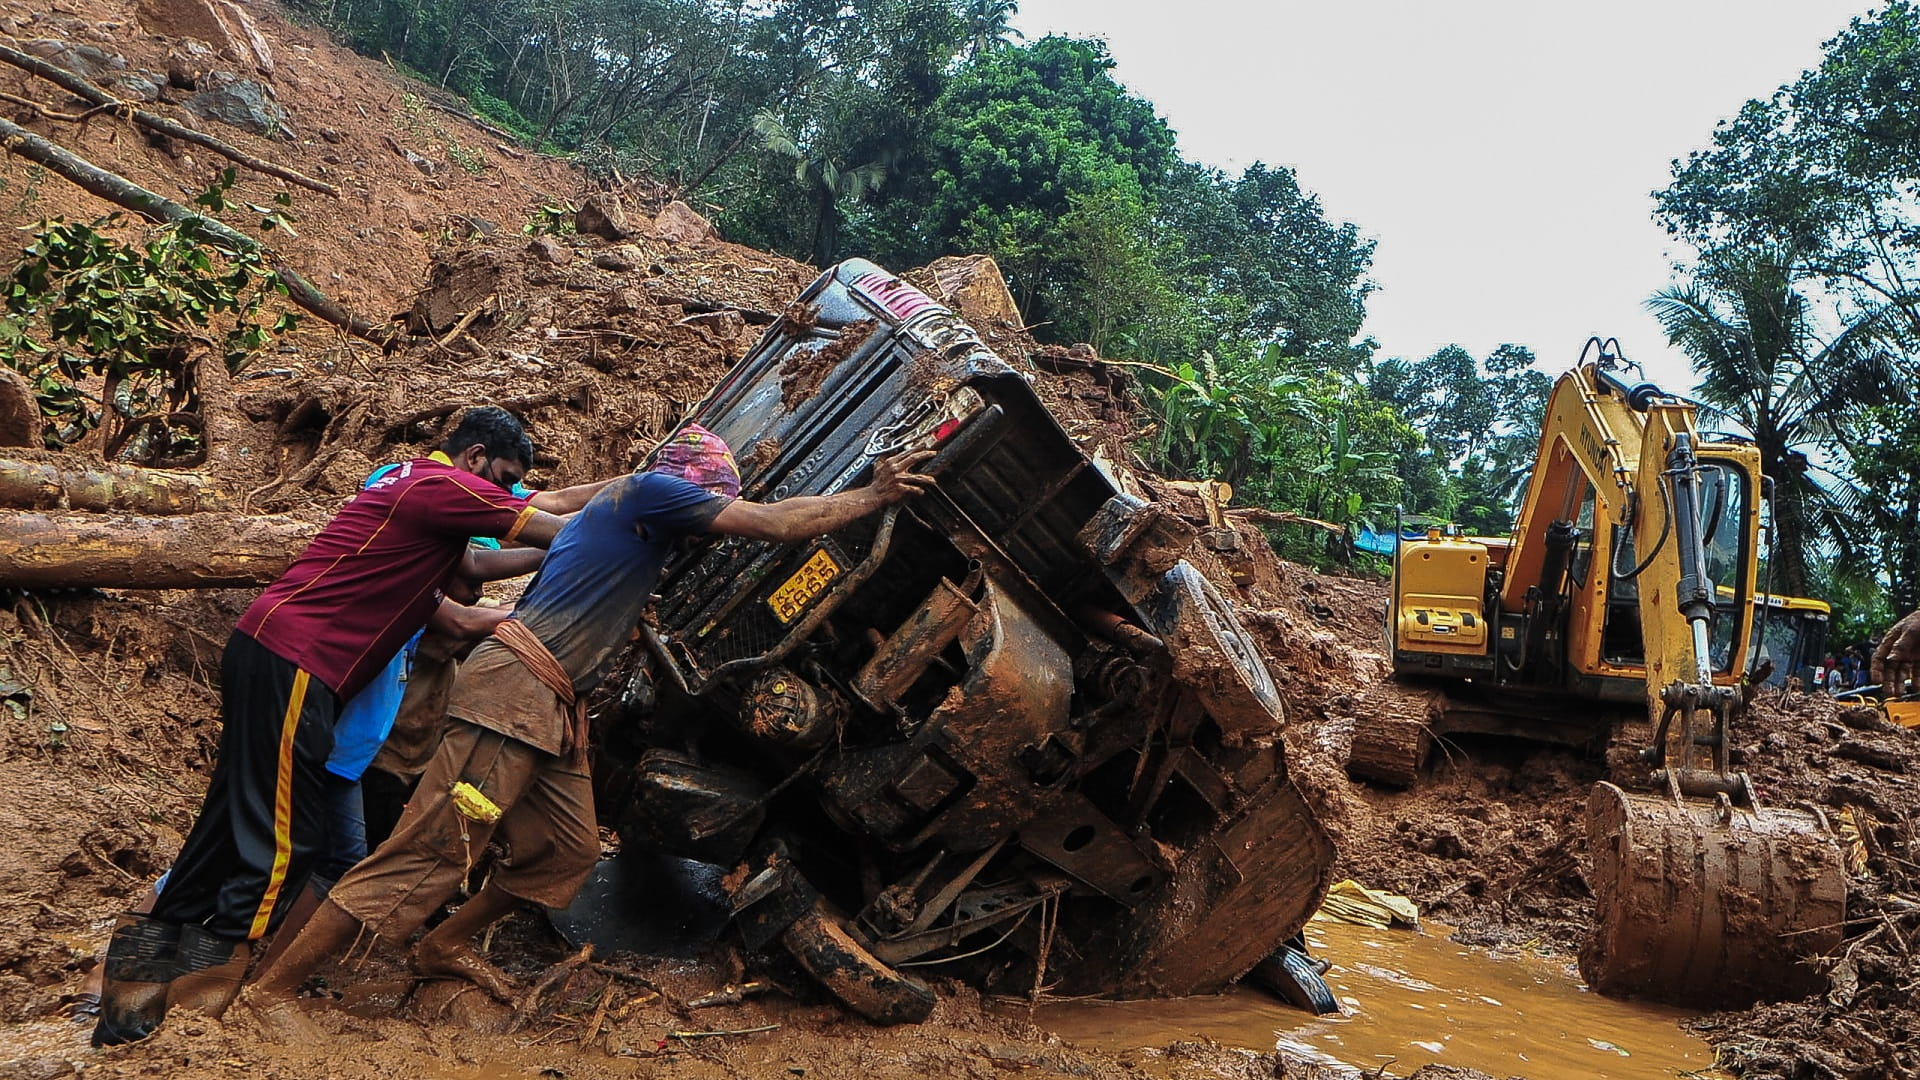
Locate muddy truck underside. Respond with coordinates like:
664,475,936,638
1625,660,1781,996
591,259,1334,1021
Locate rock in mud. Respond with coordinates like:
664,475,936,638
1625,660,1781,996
591,245,645,272
652,200,714,244
526,235,568,265
574,193,633,240
136,0,272,74
0,1054,76,1080
181,70,288,137
913,255,1022,339
0,368,35,447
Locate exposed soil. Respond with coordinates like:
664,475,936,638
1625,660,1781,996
1,1,1917,1078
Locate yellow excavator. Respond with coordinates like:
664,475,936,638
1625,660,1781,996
1365,339,1847,1007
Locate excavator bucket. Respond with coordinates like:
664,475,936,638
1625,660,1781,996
1581,781,1847,1007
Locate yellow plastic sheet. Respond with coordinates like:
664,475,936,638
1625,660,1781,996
1310,879,1420,929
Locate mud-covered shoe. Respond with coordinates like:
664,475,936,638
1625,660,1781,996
91,913,180,1047
164,925,251,1018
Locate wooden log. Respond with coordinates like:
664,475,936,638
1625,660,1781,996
0,454,232,513
0,510,315,588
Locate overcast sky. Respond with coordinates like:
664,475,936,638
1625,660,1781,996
1011,0,1874,390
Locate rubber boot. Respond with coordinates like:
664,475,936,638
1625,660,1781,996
91,913,180,1047
255,876,333,973
164,925,252,1019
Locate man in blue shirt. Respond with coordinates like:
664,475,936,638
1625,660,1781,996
247,427,935,1016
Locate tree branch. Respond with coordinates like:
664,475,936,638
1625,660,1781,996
0,42,340,197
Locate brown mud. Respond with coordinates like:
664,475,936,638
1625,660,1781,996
0,0,1917,1077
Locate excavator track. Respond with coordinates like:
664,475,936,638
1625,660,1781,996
1581,781,1847,1007
1345,686,1443,788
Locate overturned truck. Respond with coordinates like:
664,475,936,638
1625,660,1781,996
593,259,1333,1022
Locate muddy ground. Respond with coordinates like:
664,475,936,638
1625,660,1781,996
2,0,1919,1077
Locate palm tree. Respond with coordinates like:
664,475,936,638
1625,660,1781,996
1647,250,1905,596
752,111,893,266
963,0,1024,60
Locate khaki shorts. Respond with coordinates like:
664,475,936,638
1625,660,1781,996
328,718,597,941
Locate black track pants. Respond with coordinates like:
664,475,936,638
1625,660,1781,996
152,631,341,940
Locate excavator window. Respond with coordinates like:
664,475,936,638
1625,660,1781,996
1566,478,1597,588
1601,463,1750,673
1700,464,1749,673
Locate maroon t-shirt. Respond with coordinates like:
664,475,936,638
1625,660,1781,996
237,457,535,698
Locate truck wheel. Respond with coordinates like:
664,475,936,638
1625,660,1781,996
1247,943,1339,1015
781,901,936,1025
1152,562,1285,730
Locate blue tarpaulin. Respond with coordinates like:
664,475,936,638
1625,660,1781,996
1356,527,1432,555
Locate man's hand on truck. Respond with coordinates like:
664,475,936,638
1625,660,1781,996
1872,608,1920,693
709,449,937,543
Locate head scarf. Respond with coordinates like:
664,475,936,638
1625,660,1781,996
651,422,741,497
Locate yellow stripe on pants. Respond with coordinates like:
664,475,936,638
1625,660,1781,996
250,668,309,940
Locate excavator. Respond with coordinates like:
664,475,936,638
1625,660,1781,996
1361,339,1847,1007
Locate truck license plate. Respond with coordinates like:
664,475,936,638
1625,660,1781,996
767,548,841,624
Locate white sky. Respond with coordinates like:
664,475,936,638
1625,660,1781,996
1012,0,1874,390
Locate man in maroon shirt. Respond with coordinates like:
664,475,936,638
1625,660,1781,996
93,406,607,1047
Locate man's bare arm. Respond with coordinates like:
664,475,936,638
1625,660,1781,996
426,596,512,639
503,509,568,549
709,450,936,543
460,544,546,581
529,478,615,515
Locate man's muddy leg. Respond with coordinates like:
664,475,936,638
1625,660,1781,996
410,882,521,1002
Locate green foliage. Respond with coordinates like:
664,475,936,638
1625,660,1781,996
1156,161,1375,370
1365,343,1550,536
523,199,578,236
0,172,299,456
1143,347,1406,534
1651,3,1920,621
1054,187,1197,359
468,89,537,141
1806,557,1899,654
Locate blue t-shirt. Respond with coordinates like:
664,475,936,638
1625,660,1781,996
512,472,727,695
325,630,420,780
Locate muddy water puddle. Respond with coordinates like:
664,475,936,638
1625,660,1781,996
1034,920,1725,1078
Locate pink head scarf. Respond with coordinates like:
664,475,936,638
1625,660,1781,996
652,422,741,497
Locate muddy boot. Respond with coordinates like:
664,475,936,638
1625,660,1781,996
255,876,333,973
91,913,180,1047
164,925,252,1018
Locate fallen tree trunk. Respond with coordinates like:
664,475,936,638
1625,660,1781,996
0,454,232,514
0,511,315,588
0,42,339,197
0,115,401,347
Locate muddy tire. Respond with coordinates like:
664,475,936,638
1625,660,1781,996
781,901,936,1026
1150,561,1285,735
1347,714,1431,787
1246,944,1339,1015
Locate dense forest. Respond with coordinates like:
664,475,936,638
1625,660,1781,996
13,0,1920,644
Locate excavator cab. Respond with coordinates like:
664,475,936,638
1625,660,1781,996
1746,592,1831,687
